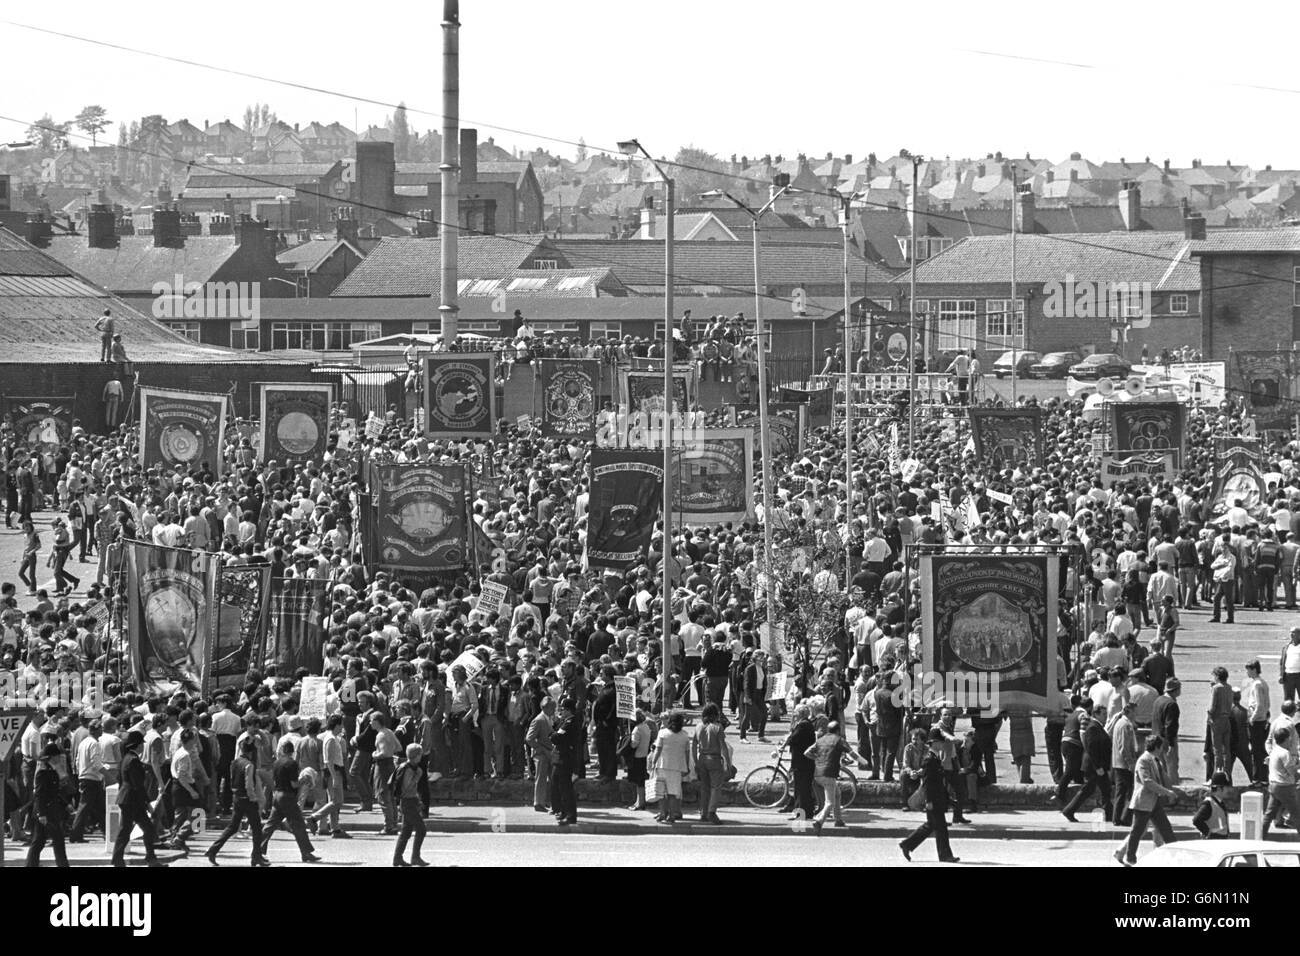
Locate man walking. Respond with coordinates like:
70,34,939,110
391,744,430,867
259,740,320,863
1281,628,1300,705
1063,705,1113,823
1107,701,1139,827
205,738,268,866
111,731,164,867
1152,678,1182,783
1116,736,1178,866
68,719,105,842
899,728,960,863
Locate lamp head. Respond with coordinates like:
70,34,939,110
617,140,641,157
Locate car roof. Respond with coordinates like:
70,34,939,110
1146,839,1289,856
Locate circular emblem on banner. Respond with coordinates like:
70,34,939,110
392,498,451,542
431,363,488,429
947,592,1035,670
159,424,203,463
276,411,320,456
886,332,909,363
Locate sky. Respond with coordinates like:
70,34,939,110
1,0,1298,168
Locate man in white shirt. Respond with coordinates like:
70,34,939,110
69,719,105,842
1281,627,1300,704
1243,660,1271,784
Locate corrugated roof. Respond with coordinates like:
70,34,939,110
902,231,1199,290
44,236,243,293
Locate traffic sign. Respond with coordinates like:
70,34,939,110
0,708,35,764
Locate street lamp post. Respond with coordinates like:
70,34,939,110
723,175,791,659
839,192,854,578
619,138,674,710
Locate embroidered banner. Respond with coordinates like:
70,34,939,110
258,383,332,463
423,353,496,438
371,462,467,571
138,386,228,477
538,358,598,439
586,449,664,570
126,541,219,697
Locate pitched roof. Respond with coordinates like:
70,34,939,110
0,228,269,364
43,235,244,293
548,238,886,292
902,231,1199,290
182,163,338,191
395,161,533,188
277,237,366,272
1190,227,1300,254
331,235,553,296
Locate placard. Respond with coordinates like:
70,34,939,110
299,675,329,720
614,675,637,719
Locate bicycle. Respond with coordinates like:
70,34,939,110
741,747,858,811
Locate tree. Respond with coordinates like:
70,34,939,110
243,104,256,132
672,146,730,202
74,105,110,146
26,114,69,152
115,123,130,178
259,104,273,127
576,137,588,163
390,101,412,162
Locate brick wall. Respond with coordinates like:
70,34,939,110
1199,253,1300,364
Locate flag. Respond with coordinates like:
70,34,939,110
266,577,330,675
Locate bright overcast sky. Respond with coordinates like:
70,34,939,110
2,0,1297,167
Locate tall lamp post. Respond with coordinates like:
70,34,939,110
618,138,675,707
723,174,791,660
907,155,923,457
838,190,855,577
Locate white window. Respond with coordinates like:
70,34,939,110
1169,294,1189,314
985,298,1025,344
507,276,548,292
460,321,501,333
230,318,259,351
936,299,977,352
463,279,502,296
531,321,580,334
270,321,380,351
556,276,591,291
412,321,440,335
589,322,622,340
533,259,559,270
166,321,201,342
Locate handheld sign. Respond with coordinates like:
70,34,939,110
614,676,637,719
299,676,329,720
475,581,509,619
0,709,34,764
452,650,486,682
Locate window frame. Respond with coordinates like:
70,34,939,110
985,298,1026,345
1169,293,1189,314
165,321,202,342
935,298,977,352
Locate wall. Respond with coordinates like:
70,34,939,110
0,361,318,433
1200,253,1300,363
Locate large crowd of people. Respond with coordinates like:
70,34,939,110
3,336,1300,867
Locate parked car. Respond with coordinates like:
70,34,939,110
991,350,1040,379
1135,840,1300,867
1068,352,1132,380
1028,351,1080,379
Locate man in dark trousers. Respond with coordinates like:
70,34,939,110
590,668,620,782
1062,705,1113,822
26,744,70,867
259,740,320,862
205,738,268,866
740,651,769,741
111,730,164,867
550,698,580,825
778,704,817,818
899,728,960,863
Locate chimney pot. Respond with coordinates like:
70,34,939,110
151,205,183,248
87,203,118,248
1163,158,1171,172
1069,151,1082,161
845,153,853,165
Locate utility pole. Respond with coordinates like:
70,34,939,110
439,0,460,346
840,192,854,575
1011,165,1019,407
908,155,922,456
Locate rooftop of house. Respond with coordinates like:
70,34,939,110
276,237,368,273
331,234,555,296
1190,227,1300,254
43,234,255,293
897,230,1199,290
0,227,271,364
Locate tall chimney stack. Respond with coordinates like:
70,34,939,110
87,203,118,248
439,0,461,345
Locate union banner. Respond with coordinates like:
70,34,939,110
1210,435,1266,515
371,462,467,571
586,449,664,570
208,563,272,694
619,368,693,417
670,427,753,526
126,541,219,697
539,358,597,439
423,353,496,438
2,396,75,452
259,383,332,463
138,386,228,477
1111,400,1185,457
266,577,330,675
731,403,804,458
920,553,1059,713
969,407,1044,468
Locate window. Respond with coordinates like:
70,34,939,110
459,321,501,333
230,319,259,351
935,300,976,352
1294,266,1299,307
531,321,580,333
589,322,622,340
412,321,440,335
556,276,591,291
507,277,548,292
533,259,559,270
165,321,201,342
270,321,381,351
463,279,502,296
985,298,1026,344
897,238,954,262
1169,294,1189,314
